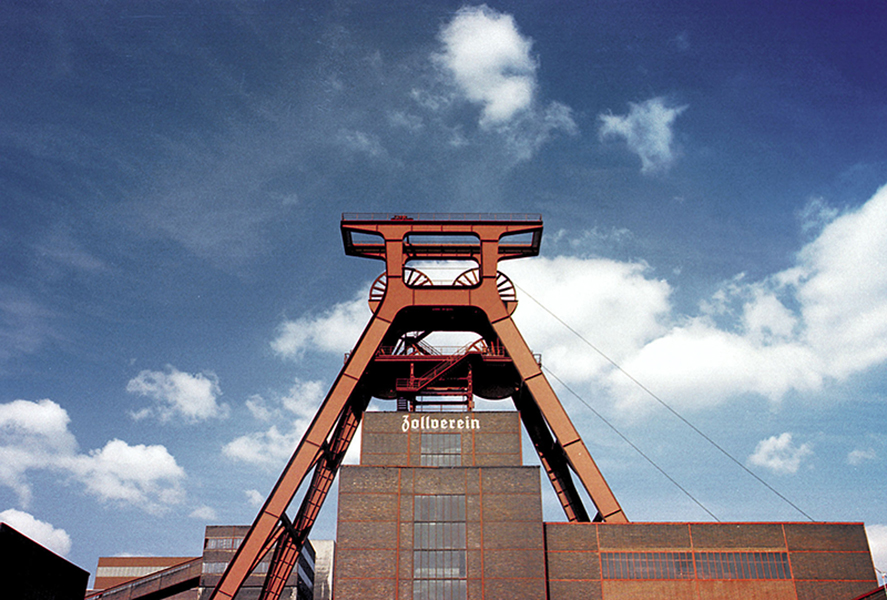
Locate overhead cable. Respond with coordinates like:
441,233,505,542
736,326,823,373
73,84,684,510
516,283,816,522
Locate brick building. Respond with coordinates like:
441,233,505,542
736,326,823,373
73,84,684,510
334,410,883,600
87,526,316,600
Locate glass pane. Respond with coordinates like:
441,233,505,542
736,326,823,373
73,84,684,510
421,434,462,467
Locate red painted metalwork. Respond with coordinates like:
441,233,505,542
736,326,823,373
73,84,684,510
209,213,626,600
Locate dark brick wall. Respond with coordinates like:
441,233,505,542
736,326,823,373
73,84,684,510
544,522,878,600
335,461,544,599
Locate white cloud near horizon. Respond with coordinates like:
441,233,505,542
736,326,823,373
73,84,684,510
0,509,72,556
0,398,186,512
267,184,887,420
599,97,687,173
748,432,813,474
127,365,228,423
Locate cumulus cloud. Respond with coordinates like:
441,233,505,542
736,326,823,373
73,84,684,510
504,256,672,383
431,5,577,160
793,185,887,379
436,4,536,126
265,184,887,420
271,291,371,359
0,509,72,557
223,378,327,467
65,440,186,512
748,433,813,474
127,365,228,423
599,97,687,173
0,399,78,506
0,398,185,512
189,505,218,520
594,184,887,413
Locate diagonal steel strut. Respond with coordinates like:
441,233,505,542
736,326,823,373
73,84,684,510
208,312,393,600
259,394,368,600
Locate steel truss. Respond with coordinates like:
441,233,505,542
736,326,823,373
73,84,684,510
209,214,627,600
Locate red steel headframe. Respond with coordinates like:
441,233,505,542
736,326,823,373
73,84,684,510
209,213,626,600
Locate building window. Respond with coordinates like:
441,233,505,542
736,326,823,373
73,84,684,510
96,566,168,578
601,551,792,580
602,552,694,580
205,536,242,550
696,552,790,580
414,495,467,600
421,433,462,466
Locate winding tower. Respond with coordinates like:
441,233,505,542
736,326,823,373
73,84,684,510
209,213,626,600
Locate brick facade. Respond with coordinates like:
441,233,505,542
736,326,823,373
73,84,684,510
333,411,881,599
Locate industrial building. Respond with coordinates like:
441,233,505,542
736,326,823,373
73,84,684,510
90,214,885,600
337,410,882,599
86,526,317,600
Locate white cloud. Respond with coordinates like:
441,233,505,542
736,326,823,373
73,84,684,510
505,256,672,383
127,365,228,423
223,378,327,468
431,5,576,161
271,291,371,359
436,5,536,126
608,320,820,412
599,97,687,173
578,184,887,414
245,489,265,507
263,184,887,420
794,184,887,379
848,448,877,465
0,399,78,506
0,509,72,556
748,433,813,475
867,524,887,584
65,439,186,512
0,398,186,513
189,505,218,520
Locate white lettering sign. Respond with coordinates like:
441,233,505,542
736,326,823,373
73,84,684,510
401,414,480,433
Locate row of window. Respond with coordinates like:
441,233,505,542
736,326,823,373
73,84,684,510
415,494,466,523
415,495,467,600
600,551,791,580
96,565,168,578
205,536,243,550
421,433,462,467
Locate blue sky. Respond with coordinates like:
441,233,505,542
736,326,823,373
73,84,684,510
2,0,887,584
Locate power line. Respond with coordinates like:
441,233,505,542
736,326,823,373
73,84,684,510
516,283,816,522
544,367,720,521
